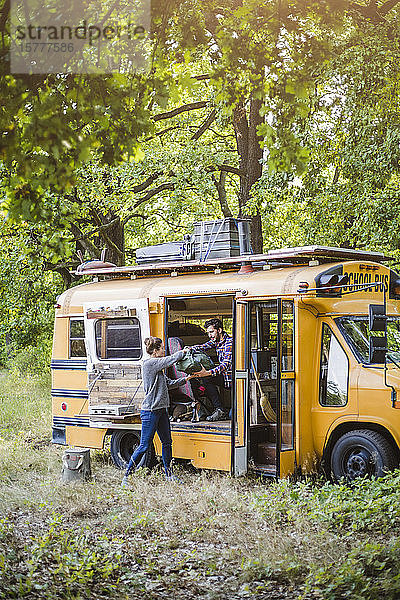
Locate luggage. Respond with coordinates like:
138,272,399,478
136,236,193,264
176,349,214,374
193,218,251,261
134,219,252,265
167,337,195,400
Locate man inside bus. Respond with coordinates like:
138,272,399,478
189,318,232,421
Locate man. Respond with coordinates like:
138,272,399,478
191,318,232,421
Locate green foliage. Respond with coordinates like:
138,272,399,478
0,515,128,599
244,5,400,256
0,221,63,364
7,339,53,377
252,473,400,598
1,72,155,211
307,540,400,600
254,473,400,533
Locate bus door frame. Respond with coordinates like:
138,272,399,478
278,297,296,477
163,293,237,470
232,299,249,476
233,297,296,478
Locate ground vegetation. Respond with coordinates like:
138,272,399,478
1,371,400,599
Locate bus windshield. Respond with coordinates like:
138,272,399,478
337,316,400,364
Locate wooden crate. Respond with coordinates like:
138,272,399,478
88,363,143,415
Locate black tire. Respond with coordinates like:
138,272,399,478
330,429,397,481
110,430,156,470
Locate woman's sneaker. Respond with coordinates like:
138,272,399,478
121,475,129,488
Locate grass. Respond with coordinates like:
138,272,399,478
1,369,400,599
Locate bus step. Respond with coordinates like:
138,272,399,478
251,464,277,477
257,442,276,463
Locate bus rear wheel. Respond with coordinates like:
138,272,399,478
110,430,156,470
330,429,397,481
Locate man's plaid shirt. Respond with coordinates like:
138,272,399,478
193,333,233,388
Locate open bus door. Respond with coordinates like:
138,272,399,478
82,299,151,467
83,299,151,372
278,300,296,477
233,298,296,477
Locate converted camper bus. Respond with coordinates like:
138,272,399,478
51,245,400,480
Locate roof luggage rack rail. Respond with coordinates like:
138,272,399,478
72,245,392,278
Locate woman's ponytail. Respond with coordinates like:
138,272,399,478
144,336,162,355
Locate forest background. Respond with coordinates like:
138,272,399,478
1,0,400,368
2,3,400,598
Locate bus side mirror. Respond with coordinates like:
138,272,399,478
369,304,387,332
369,336,387,364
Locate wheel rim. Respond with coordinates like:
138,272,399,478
119,432,139,463
343,447,374,479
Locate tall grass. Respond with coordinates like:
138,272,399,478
0,370,51,441
1,369,400,599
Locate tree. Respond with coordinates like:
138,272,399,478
0,219,63,361
0,0,184,218
251,2,400,255
146,0,400,251
3,0,400,268
4,0,400,359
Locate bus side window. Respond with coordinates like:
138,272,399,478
282,300,294,371
95,318,142,360
69,318,86,357
319,324,348,407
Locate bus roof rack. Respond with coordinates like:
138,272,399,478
73,245,392,277
265,245,391,262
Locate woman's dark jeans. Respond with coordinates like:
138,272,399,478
125,408,172,477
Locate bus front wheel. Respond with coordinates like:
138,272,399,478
110,430,156,470
330,429,396,481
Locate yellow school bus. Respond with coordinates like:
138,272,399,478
51,245,400,480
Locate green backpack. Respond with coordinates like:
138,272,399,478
176,349,214,375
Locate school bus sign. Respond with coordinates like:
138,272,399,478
344,264,389,296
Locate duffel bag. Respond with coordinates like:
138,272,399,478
176,350,214,375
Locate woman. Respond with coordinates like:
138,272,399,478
122,336,191,486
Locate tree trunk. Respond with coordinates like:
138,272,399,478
233,96,264,254
101,216,125,266
89,207,125,266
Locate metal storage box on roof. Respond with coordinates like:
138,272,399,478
193,218,241,260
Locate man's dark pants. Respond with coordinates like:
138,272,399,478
192,375,226,411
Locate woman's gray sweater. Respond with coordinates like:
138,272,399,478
141,350,187,411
